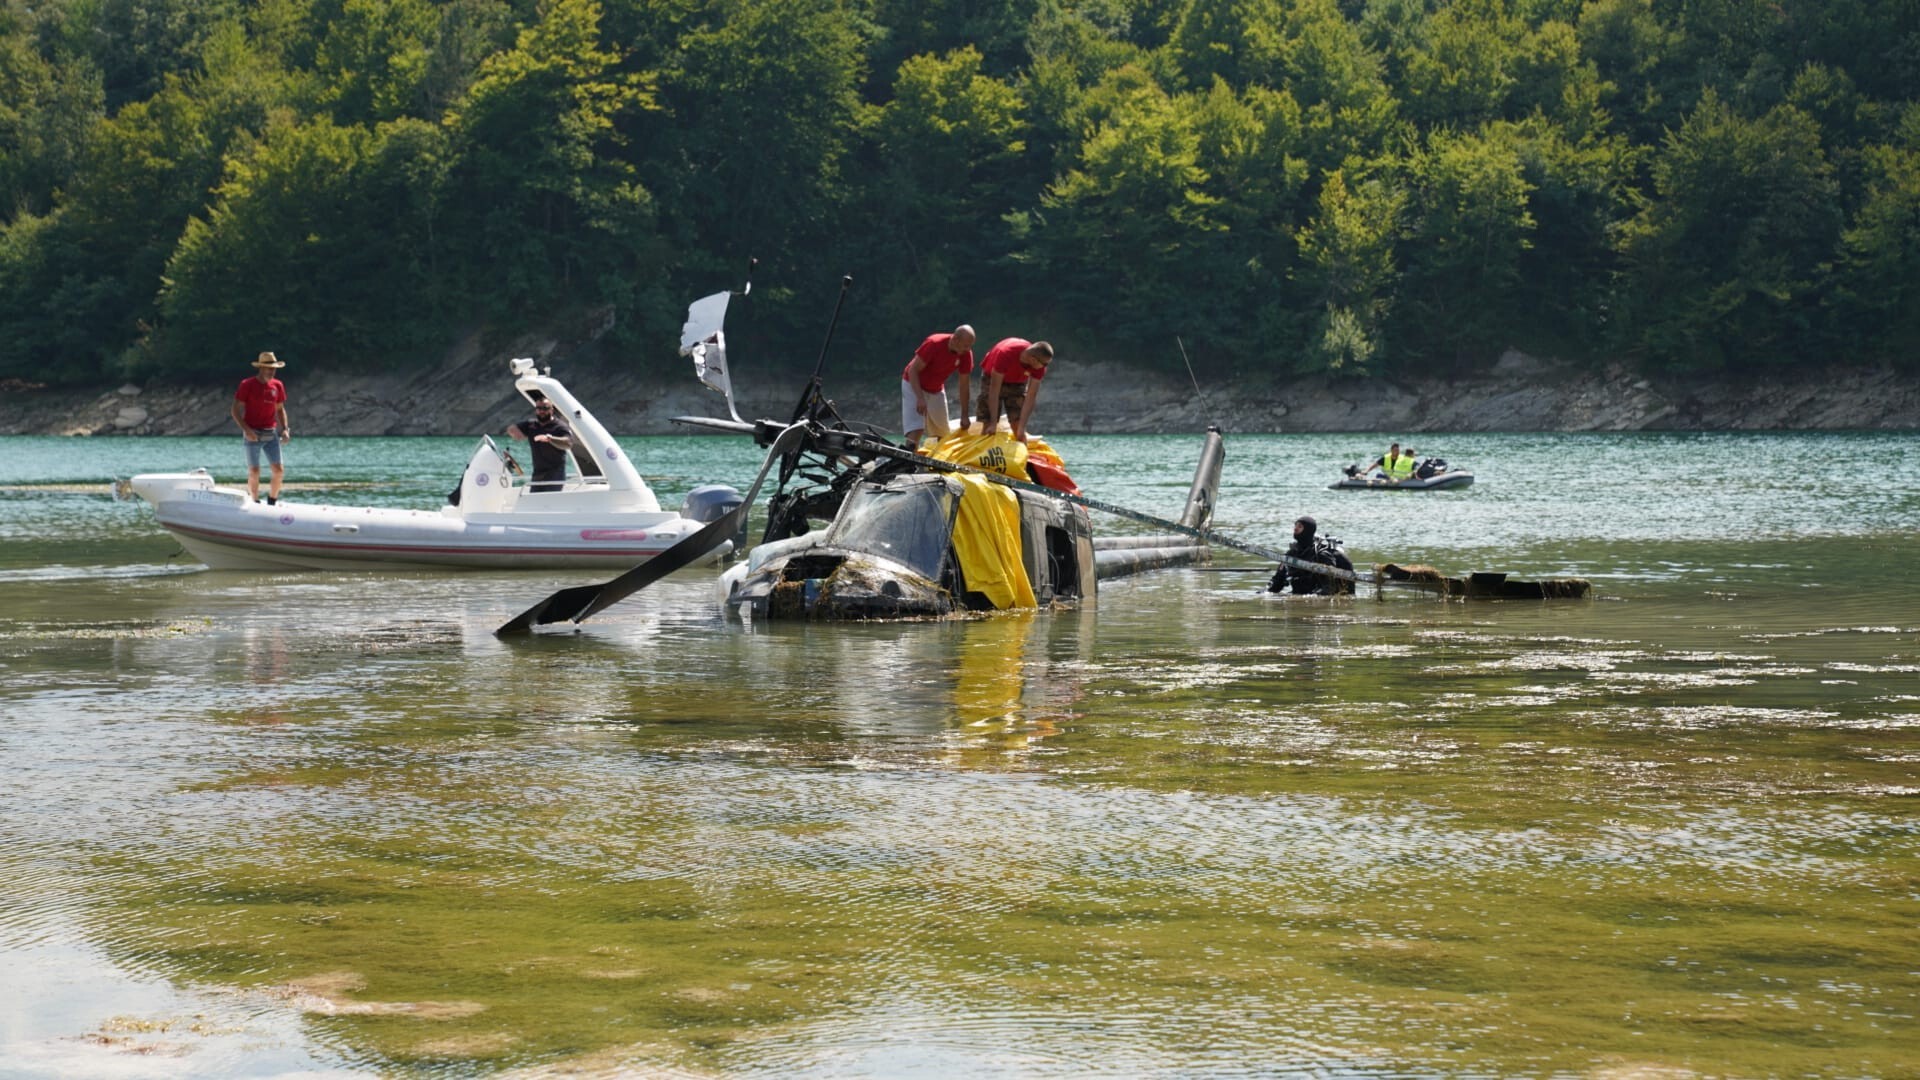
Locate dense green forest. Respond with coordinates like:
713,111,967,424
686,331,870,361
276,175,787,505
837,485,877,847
1,0,1915,387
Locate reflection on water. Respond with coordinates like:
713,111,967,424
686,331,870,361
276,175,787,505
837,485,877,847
1,433,1918,1075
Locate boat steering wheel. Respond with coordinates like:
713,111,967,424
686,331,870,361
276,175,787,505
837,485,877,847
502,450,525,477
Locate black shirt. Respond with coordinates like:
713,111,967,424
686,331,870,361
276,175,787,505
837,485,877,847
519,414,572,479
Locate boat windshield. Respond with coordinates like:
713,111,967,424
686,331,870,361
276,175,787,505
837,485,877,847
825,482,954,579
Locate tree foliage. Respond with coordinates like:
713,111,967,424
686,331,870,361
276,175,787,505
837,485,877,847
0,0,1913,386
1617,91,1841,369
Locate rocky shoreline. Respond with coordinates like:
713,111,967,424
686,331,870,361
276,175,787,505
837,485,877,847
4,337,1916,438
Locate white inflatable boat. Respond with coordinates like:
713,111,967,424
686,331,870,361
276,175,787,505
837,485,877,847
128,359,741,571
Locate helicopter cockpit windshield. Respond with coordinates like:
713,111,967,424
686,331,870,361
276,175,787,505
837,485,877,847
824,478,956,580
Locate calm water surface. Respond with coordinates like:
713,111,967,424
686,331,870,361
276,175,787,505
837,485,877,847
1,431,1917,1077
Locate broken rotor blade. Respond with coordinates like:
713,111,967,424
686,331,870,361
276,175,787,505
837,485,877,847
496,422,808,635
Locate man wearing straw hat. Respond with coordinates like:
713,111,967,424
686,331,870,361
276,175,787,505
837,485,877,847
231,351,292,505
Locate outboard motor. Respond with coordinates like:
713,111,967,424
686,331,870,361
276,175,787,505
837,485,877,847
682,483,747,553
681,483,744,524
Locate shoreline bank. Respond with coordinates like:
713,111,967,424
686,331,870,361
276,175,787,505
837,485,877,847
5,348,1916,439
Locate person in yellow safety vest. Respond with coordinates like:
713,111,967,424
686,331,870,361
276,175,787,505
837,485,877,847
1363,442,1400,479
1363,441,1416,481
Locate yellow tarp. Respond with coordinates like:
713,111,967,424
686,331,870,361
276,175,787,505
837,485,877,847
948,473,1036,610
925,430,1032,479
919,430,1072,609
923,429,1076,485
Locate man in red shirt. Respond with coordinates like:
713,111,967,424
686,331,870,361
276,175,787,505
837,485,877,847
900,324,975,450
974,338,1054,443
230,351,292,504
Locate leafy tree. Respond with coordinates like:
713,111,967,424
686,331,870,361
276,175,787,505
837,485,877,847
857,46,1026,324
1397,0,1523,129
1167,0,1289,89
1020,67,1224,344
1292,167,1406,371
442,0,660,325
158,115,454,372
2,0,1917,388
1391,124,1537,366
0,210,102,378
1787,0,1920,104
1575,0,1681,142
1504,117,1639,354
1667,0,1786,99
1276,0,1403,172
313,0,440,122
312,0,513,123
33,0,251,109
865,0,1038,89
1,16,298,379
641,0,866,315
1510,19,1608,138
1615,91,1842,369
1171,0,1400,171
1185,80,1312,363
417,0,516,118
1020,0,1154,176
1831,111,1920,366
0,21,104,219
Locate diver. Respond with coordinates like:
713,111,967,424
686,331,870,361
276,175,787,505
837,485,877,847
1266,515,1355,595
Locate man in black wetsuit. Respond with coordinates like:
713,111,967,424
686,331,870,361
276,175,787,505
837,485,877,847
507,397,574,492
1266,515,1354,595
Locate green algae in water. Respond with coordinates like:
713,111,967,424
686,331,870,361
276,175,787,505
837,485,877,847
3,434,1919,1075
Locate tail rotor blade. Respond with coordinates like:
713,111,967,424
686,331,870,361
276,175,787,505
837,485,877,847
496,422,808,636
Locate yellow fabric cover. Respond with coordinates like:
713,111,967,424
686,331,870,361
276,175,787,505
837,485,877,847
948,473,1036,610
926,430,1032,479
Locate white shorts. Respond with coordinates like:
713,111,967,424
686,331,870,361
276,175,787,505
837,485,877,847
900,379,951,439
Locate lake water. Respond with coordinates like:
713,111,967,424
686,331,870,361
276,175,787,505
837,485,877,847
1,431,1916,1077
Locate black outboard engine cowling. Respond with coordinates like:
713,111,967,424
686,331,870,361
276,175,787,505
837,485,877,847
683,483,747,553
681,483,744,524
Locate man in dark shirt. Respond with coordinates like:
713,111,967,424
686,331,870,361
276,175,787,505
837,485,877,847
507,398,573,491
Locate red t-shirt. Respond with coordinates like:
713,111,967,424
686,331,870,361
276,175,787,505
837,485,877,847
981,338,1045,385
902,334,974,392
235,376,287,429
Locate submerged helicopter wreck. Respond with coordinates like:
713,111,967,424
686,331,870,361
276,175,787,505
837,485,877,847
496,275,1587,636
713,422,1224,620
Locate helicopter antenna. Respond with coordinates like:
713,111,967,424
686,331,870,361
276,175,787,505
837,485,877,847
789,275,853,424
1177,336,1218,429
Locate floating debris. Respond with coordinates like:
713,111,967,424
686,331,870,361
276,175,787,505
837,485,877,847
1378,563,1592,600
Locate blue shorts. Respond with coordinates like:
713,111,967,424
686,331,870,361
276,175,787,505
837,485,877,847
244,429,283,468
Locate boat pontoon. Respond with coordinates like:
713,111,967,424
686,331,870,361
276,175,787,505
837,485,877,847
128,359,741,571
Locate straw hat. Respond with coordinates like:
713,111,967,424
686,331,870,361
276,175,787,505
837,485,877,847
253,351,285,369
